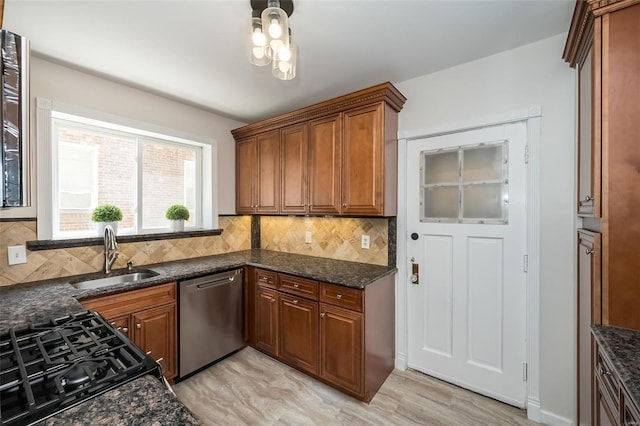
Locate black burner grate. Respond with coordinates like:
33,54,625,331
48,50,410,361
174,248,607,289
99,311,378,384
0,311,161,426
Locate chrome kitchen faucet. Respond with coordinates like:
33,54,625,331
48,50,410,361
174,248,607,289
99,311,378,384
103,225,119,274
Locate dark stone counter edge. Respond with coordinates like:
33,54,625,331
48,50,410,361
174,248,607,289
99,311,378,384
591,325,640,410
26,228,223,251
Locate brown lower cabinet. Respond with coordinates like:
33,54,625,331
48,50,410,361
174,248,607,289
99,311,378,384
593,335,640,425
250,267,394,402
80,282,177,382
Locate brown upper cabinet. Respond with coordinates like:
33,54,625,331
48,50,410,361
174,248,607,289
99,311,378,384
232,82,406,217
564,0,640,331
236,131,280,214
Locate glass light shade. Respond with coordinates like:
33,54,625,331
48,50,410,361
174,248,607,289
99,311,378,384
272,32,296,80
248,15,270,66
261,1,289,60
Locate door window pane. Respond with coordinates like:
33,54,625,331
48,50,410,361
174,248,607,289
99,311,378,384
462,184,504,219
423,151,459,185
462,145,503,182
423,186,459,220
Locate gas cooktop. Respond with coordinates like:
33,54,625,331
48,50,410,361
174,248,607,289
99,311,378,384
0,310,161,426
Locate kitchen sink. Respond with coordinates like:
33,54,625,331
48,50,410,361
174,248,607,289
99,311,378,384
70,270,160,290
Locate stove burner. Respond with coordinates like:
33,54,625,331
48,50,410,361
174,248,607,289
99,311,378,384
60,361,108,390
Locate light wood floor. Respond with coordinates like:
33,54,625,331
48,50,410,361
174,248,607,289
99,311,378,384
173,347,538,425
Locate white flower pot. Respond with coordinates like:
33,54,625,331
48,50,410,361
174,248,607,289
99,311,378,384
170,220,185,232
97,221,118,236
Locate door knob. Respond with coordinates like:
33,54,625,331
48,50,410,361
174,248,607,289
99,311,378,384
411,233,419,240
411,274,419,284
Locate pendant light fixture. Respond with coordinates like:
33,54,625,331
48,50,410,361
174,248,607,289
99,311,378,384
272,29,296,80
248,0,296,80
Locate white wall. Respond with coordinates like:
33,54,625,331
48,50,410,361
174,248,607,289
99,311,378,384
0,55,245,219
395,34,576,424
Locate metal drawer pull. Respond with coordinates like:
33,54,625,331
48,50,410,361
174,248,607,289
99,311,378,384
122,327,128,333
336,294,342,300
156,357,164,364
146,350,152,355
585,248,594,255
293,300,298,305
293,283,299,288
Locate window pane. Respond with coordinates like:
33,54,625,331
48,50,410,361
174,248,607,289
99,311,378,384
55,124,137,236
462,184,504,220
462,144,503,182
422,186,459,221
141,139,198,229
423,151,459,185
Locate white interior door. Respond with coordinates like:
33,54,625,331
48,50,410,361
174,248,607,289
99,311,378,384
406,123,527,407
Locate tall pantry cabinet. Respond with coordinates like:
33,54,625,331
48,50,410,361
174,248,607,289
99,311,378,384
564,1,640,424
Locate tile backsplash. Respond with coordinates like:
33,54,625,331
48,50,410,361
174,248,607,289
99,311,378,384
260,216,388,266
0,216,251,286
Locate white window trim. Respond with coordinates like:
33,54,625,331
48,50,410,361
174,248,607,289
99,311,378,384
36,98,217,240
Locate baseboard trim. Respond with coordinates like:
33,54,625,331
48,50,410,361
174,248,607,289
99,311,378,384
527,398,541,422
540,408,574,426
395,352,407,370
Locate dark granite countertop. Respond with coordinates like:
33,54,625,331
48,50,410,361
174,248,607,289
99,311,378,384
0,249,395,424
592,325,640,410
40,375,199,425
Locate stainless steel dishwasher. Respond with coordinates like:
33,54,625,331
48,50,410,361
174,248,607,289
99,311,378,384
179,268,244,377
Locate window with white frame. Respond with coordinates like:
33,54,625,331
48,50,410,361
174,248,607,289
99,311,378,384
36,101,214,240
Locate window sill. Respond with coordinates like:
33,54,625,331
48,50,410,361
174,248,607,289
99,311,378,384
26,228,223,251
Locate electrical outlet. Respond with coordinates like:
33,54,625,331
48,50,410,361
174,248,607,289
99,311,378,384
305,231,312,244
8,245,27,265
361,235,370,250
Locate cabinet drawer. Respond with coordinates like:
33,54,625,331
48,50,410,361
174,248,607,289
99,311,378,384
278,274,318,300
320,283,362,312
596,348,620,413
81,282,176,318
255,269,277,289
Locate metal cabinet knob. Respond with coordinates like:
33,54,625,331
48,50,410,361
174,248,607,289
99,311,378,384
293,283,299,288
293,300,298,305
342,203,347,207
320,313,325,318
136,323,142,329
271,298,276,303
122,327,129,333
584,195,592,202
336,294,342,300
585,248,594,255
411,274,419,283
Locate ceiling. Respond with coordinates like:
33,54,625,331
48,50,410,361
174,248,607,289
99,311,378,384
4,0,574,123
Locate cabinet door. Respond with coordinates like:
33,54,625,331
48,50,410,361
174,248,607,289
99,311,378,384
236,137,256,214
578,230,601,425
308,114,342,214
255,286,279,357
319,303,363,395
279,294,319,375
577,43,601,217
342,103,384,215
107,314,131,339
256,130,280,214
132,304,177,380
280,123,308,214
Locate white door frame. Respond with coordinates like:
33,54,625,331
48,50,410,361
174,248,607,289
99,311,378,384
395,106,542,422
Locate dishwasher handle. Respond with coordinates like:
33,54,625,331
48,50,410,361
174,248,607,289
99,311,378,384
194,276,236,290
180,269,242,293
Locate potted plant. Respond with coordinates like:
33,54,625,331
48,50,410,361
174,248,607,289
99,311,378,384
91,204,123,235
166,205,190,232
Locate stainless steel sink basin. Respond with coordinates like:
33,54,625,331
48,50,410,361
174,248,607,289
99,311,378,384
71,270,159,290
